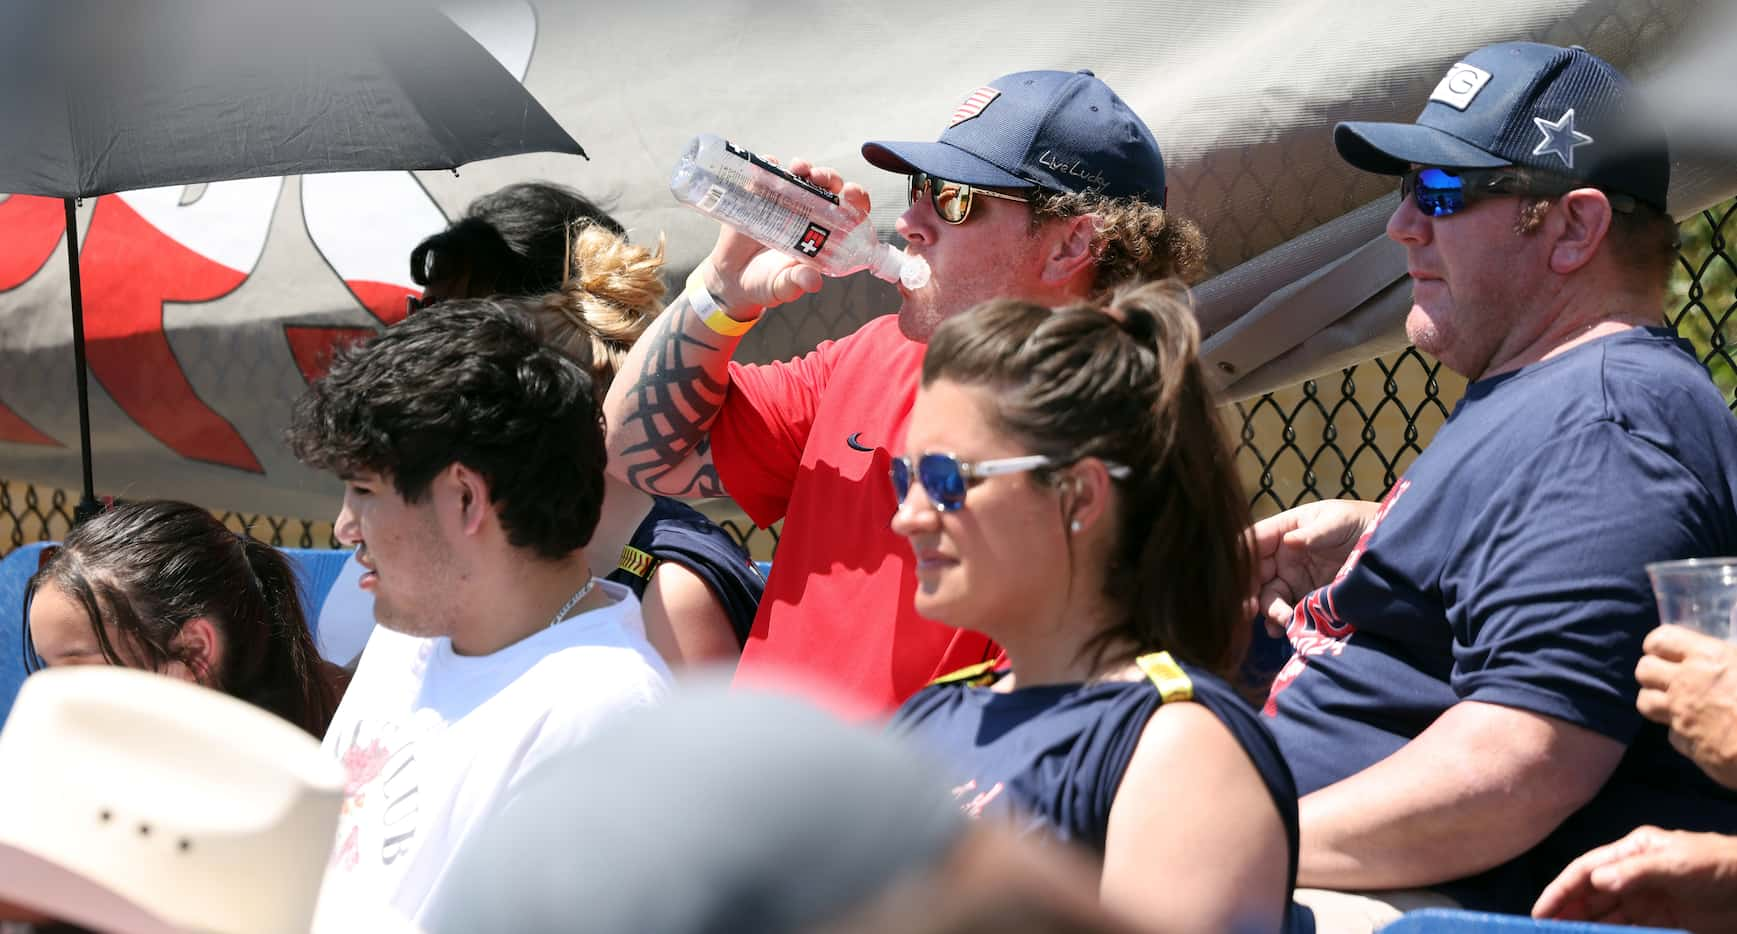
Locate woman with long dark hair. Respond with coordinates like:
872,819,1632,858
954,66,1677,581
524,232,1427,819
25,500,342,736
889,282,1301,931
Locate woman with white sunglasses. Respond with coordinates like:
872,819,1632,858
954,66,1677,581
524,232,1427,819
889,282,1301,932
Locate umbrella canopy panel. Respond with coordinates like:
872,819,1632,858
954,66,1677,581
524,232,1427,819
0,0,584,199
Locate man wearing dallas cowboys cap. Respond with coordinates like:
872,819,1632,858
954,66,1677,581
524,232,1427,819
1253,41,1737,928
604,70,1203,717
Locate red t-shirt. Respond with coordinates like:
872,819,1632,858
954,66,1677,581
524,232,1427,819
712,315,997,719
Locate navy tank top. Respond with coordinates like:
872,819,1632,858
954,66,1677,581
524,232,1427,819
892,653,1305,928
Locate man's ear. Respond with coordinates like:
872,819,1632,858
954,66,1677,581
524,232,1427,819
170,617,222,686
1041,213,1100,287
1546,189,1615,275
447,462,493,538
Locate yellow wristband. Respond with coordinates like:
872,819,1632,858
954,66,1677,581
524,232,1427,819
685,278,757,338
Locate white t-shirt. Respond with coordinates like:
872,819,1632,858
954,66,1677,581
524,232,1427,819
319,580,669,924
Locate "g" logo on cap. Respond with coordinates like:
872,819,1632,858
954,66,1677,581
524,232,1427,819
1429,63,1493,112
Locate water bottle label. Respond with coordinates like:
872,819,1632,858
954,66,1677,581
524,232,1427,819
703,183,818,256
796,223,831,257
724,140,841,206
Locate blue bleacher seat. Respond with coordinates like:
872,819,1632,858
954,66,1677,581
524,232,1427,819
0,542,56,726
279,547,354,640
1384,908,1685,932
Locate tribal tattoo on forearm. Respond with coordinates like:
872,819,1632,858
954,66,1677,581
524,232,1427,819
619,294,733,498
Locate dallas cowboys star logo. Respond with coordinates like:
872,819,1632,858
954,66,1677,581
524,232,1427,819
1533,108,1594,168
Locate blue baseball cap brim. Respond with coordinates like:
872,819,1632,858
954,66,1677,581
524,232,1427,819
861,139,1035,190
1335,121,1512,176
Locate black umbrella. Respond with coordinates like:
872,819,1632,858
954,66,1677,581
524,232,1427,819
0,0,585,521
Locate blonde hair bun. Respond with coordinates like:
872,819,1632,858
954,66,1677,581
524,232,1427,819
538,225,668,389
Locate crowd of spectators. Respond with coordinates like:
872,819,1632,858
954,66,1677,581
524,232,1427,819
2,39,1736,934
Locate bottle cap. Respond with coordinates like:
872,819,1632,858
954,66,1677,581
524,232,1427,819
899,254,931,290
869,243,908,284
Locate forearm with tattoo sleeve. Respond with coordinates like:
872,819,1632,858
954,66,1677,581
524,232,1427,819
603,156,861,499
602,289,740,499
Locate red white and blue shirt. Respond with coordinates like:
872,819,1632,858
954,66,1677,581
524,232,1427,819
1265,328,1737,911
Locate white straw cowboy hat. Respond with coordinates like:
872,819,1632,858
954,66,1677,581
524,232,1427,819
0,666,346,934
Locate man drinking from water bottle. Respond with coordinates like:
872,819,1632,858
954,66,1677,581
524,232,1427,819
603,69,1203,717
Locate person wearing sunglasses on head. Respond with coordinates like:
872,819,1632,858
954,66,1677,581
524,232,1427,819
1248,42,1737,930
885,282,1304,933
603,69,1204,718
405,181,625,316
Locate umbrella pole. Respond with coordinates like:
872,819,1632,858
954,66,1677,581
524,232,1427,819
63,197,101,525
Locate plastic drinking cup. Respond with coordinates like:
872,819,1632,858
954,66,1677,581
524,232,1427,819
1646,557,1737,640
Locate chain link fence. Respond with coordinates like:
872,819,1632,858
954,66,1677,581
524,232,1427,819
4,200,1733,557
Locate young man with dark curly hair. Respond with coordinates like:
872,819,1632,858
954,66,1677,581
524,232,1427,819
603,69,1202,717
287,299,669,925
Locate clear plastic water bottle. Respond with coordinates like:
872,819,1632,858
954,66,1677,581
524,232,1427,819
671,133,928,288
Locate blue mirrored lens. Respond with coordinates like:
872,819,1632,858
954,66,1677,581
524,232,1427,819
889,458,911,502
917,454,969,511
1412,168,1466,217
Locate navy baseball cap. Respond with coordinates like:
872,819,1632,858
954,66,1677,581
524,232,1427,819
863,69,1167,207
1336,42,1669,211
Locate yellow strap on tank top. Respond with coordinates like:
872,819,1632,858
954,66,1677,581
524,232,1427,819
1135,651,1194,703
617,545,659,580
928,659,1000,688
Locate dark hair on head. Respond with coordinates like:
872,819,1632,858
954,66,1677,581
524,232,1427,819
23,501,338,737
286,298,608,561
920,281,1253,678
410,181,625,299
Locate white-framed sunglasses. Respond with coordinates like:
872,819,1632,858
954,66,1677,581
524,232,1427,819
890,452,1129,512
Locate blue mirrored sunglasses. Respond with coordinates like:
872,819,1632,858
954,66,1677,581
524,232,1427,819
1401,167,1477,218
1401,166,1635,218
890,453,1130,513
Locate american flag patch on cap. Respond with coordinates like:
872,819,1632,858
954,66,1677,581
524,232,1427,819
949,87,1000,127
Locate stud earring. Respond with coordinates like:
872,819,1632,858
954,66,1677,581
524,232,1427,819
1069,519,1082,534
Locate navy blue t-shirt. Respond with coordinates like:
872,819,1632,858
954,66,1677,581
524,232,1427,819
893,654,1300,917
1264,328,1737,911
605,497,764,646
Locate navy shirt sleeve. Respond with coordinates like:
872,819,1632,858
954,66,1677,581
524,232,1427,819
1446,419,1717,742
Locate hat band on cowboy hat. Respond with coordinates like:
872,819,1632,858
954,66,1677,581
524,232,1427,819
863,68,1168,207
